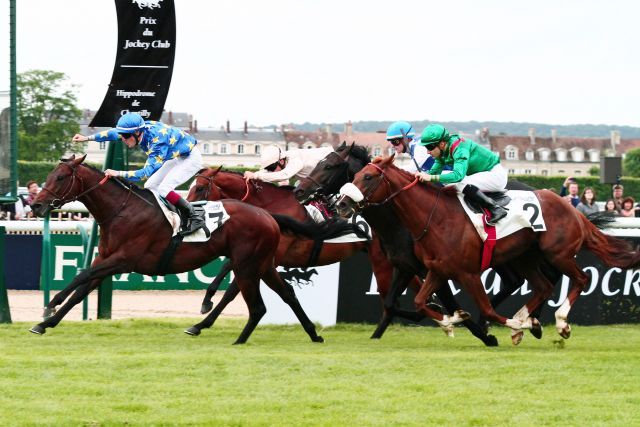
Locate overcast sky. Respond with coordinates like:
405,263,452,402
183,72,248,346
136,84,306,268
1,0,639,129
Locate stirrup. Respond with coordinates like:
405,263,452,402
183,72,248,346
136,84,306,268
485,208,507,226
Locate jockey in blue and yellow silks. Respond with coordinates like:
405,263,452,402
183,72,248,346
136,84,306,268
72,112,205,235
415,124,508,226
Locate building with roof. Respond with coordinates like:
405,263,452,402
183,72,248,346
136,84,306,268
490,128,640,177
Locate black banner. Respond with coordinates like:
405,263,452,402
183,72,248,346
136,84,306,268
337,240,640,326
90,0,176,127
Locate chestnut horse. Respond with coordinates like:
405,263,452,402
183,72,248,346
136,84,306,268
191,166,500,346
337,154,640,340
29,155,355,344
293,143,562,341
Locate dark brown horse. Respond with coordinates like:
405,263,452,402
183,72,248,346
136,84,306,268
190,166,500,346
337,154,640,340
28,155,350,344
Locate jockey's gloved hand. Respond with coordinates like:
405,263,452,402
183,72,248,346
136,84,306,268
415,172,437,182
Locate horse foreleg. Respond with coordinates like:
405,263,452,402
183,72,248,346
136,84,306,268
436,282,499,347
456,273,522,330
200,260,233,314
415,272,469,335
185,279,241,336
43,255,105,318
261,267,324,343
30,256,129,334
371,268,424,339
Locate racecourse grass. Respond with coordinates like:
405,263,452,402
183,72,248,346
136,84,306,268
1,320,639,426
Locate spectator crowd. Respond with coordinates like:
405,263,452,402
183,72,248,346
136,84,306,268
560,178,639,217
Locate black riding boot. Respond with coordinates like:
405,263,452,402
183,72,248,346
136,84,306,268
175,197,205,235
462,184,507,226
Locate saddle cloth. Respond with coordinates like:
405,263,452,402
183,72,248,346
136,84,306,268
304,205,372,243
458,190,547,242
155,194,230,243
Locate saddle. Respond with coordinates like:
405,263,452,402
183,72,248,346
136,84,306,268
159,197,207,231
463,191,511,215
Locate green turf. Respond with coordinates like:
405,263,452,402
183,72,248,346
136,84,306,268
1,319,639,426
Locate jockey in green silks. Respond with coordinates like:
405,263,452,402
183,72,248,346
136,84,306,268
415,124,508,226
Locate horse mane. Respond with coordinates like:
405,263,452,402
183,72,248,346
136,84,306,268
82,163,158,205
375,155,458,198
337,143,371,165
220,168,295,193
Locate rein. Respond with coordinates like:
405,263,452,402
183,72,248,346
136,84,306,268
413,185,442,241
364,163,419,207
42,163,154,225
355,161,441,241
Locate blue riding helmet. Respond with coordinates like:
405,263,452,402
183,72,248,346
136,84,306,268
386,121,415,141
116,113,146,134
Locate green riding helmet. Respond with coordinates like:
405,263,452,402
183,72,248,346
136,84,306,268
420,124,449,146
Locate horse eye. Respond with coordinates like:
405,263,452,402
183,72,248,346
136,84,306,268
364,174,372,180
196,186,204,192
56,175,65,181
324,164,333,170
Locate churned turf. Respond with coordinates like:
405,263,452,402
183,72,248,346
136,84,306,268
0,319,639,426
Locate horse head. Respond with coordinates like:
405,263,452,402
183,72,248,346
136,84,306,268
336,154,399,218
31,154,89,217
188,166,224,202
294,141,370,203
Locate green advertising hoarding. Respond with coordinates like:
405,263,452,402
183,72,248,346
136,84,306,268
48,234,230,291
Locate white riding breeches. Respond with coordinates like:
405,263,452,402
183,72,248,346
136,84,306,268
452,163,508,193
144,146,203,197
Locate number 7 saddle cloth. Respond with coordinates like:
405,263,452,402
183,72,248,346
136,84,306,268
155,194,230,243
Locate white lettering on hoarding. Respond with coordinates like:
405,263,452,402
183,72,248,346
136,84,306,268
54,246,83,280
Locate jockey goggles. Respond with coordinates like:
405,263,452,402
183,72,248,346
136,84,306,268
388,138,405,147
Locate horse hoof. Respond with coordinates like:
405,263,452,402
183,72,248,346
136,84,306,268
42,307,56,318
29,325,46,335
312,335,325,343
559,324,571,339
485,334,499,347
184,327,201,336
511,330,524,346
529,319,543,339
455,310,471,321
200,302,213,314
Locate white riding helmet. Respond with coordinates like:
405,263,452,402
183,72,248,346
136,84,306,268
261,145,282,169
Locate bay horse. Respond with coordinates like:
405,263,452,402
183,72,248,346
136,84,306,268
293,142,562,340
187,168,498,345
336,154,640,339
29,155,355,344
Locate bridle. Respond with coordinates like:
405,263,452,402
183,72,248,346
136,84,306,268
40,163,108,209
40,162,153,224
195,172,259,202
304,151,355,200
357,163,419,208
348,162,441,241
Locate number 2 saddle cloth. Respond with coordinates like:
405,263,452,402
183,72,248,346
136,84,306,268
458,190,547,242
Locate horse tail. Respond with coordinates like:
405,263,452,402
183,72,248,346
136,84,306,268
271,214,367,241
580,214,640,268
585,211,618,229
